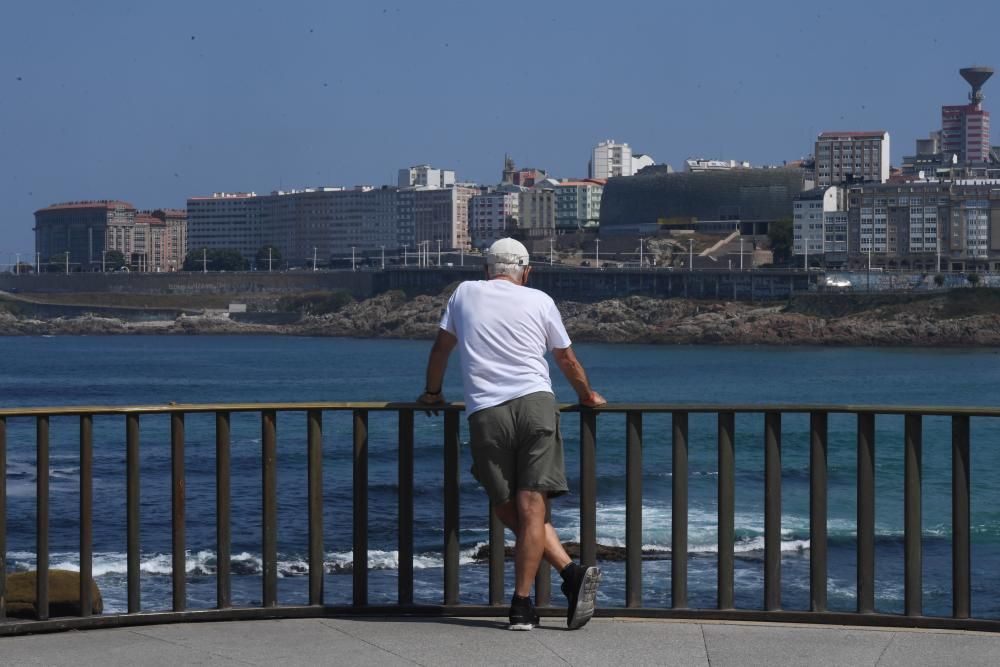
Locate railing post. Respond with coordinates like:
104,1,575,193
856,412,875,613
262,410,277,608
171,412,186,612
79,414,93,618
952,414,971,619
307,410,324,606
215,411,231,609
443,410,460,606
809,411,828,612
36,415,49,621
717,412,735,610
0,416,5,620
672,411,688,609
580,410,597,568
126,413,140,613
764,411,781,611
489,507,505,606
625,411,643,608
353,409,369,607
904,414,922,617
398,409,414,605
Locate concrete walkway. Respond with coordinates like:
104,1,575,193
2,617,1000,666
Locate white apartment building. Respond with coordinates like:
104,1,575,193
793,186,842,263
470,190,520,249
814,131,890,187
398,164,456,189
590,140,634,179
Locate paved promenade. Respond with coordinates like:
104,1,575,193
3,617,1000,666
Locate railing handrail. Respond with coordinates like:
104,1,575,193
1,400,998,636
1,401,998,418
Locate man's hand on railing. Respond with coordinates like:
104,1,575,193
417,391,446,416
580,391,607,408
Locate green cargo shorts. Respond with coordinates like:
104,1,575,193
468,391,569,506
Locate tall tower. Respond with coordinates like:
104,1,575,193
942,66,993,163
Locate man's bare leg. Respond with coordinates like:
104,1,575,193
512,490,548,597
495,498,572,574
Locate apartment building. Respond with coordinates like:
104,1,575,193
412,186,476,251
814,131,890,187
590,140,634,179
519,186,557,238
843,181,1000,272
554,180,604,232
398,164,456,189
186,192,263,259
469,190,520,249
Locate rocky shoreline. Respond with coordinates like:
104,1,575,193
2,289,999,347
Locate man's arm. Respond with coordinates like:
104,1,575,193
419,329,458,407
552,346,606,407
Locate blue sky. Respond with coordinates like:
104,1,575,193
1,0,998,253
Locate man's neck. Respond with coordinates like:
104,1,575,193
491,275,521,286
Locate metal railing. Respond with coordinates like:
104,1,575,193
1,401,999,636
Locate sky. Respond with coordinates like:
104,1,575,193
1,0,998,254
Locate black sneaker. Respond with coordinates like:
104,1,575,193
561,564,601,630
508,597,540,631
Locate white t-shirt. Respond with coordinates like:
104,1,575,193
439,279,572,415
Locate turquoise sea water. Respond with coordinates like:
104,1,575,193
1,336,999,617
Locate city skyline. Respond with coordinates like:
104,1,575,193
2,0,998,253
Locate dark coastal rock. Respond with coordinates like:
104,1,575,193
2,289,999,347
5,570,103,618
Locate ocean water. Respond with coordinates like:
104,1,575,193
1,336,999,618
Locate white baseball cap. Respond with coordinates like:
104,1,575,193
486,238,530,266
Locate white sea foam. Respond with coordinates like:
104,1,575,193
8,543,491,578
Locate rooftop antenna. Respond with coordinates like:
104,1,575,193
960,66,994,106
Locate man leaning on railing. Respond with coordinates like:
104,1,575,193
419,237,607,631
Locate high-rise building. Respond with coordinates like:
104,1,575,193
941,68,993,163
590,140,634,179
814,131,890,187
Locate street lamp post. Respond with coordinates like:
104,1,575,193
15,252,20,275
436,240,442,267
202,248,208,274
595,239,600,266
380,245,385,270
65,251,70,275
403,243,408,267
740,237,744,271
313,247,318,271
351,246,356,272
102,250,106,273
268,247,273,273
688,239,693,272
638,237,644,268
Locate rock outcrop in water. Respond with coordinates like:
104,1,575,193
2,289,1000,347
